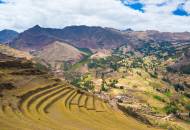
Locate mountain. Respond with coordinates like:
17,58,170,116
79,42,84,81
10,25,64,51
0,29,18,43
122,30,190,41
10,25,190,53
35,41,86,69
58,26,128,49
10,25,129,51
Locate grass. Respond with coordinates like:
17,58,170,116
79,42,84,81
153,95,165,102
164,91,172,97
70,55,91,70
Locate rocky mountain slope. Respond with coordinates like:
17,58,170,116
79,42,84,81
0,29,18,44
35,41,86,70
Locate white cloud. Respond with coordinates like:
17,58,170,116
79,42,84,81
0,0,190,32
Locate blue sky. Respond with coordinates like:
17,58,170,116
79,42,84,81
120,0,190,16
0,0,190,32
0,0,4,3
120,0,145,13
172,3,189,16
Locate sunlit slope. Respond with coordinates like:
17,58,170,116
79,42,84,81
1,84,162,130
0,56,162,130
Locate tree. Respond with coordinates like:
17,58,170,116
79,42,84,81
109,79,118,88
84,80,94,91
101,73,109,91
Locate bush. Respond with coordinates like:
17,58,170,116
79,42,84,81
101,83,109,92
109,79,118,88
164,91,172,97
149,72,158,78
166,66,177,73
83,80,95,91
184,92,190,98
162,77,171,84
0,82,16,90
35,63,48,72
180,65,190,74
153,95,165,102
185,104,190,111
173,83,185,91
164,104,178,114
88,61,99,69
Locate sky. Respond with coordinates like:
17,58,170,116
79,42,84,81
0,0,190,32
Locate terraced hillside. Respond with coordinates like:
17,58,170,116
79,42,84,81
0,53,162,130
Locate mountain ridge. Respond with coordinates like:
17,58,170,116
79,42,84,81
9,25,190,52
0,29,18,43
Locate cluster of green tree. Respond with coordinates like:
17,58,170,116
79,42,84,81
87,56,122,71
100,73,119,92
70,74,95,92
137,41,176,59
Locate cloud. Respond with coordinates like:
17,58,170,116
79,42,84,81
0,0,190,32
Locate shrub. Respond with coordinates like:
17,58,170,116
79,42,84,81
0,82,16,90
35,63,48,72
101,84,109,92
162,77,171,84
185,104,190,111
184,92,190,98
164,104,178,114
109,79,118,88
83,80,95,91
149,72,158,78
173,83,185,91
180,65,190,74
164,91,172,97
153,95,165,102
88,61,99,69
166,66,177,73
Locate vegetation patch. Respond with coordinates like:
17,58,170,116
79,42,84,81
164,104,178,115
153,95,165,102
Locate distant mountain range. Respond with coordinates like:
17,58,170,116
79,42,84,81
0,29,18,43
10,25,128,51
6,25,190,51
